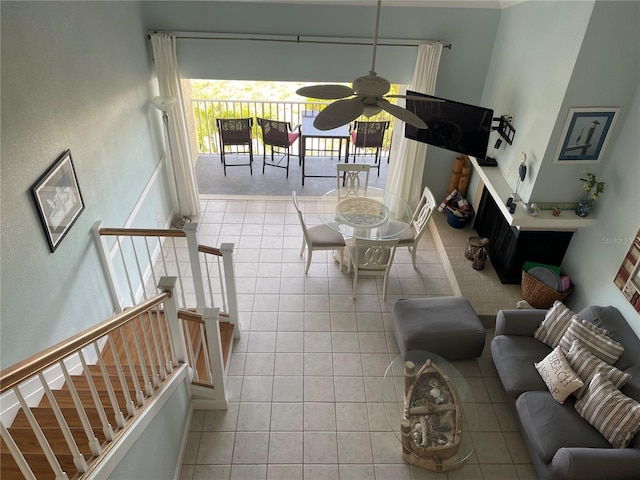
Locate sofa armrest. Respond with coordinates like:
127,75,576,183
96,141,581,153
550,447,640,480
494,309,547,336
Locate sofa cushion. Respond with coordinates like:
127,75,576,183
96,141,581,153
565,340,631,399
534,300,576,348
516,391,612,464
559,316,624,365
534,346,584,404
491,335,551,397
575,372,640,448
581,305,640,371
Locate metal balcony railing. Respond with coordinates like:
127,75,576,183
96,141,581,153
191,99,396,157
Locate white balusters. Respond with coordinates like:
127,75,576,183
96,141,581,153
37,372,90,473
14,387,69,480
93,340,127,428
78,351,114,442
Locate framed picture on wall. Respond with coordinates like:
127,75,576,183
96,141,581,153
554,107,619,163
32,150,85,252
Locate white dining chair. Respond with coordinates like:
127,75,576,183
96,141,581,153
385,186,437,269
336,164,370,198
292,191,346,273
348,237,399,300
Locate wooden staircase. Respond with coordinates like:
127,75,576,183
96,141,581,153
1,307,235,479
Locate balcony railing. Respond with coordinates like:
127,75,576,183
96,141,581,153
192,99,396,157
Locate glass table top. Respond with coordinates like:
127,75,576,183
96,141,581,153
316,187,413,240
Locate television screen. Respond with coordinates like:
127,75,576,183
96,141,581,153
404,90,493,159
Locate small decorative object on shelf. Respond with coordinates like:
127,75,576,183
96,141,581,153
575,169,605,217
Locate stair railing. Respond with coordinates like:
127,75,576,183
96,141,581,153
93,221,239,334
0,278,185,480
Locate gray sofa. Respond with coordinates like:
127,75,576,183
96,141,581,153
491,305,640,480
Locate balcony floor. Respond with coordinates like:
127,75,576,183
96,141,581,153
195,153,388,197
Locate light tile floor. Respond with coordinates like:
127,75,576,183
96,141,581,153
180,195,536,480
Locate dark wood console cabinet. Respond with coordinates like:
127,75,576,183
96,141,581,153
473,187,574,284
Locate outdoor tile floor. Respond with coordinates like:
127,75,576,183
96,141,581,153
178,195,536,480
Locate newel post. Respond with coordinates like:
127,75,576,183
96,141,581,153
220,242,239,338
184,223,206,312
92,220,124,313
202,307,228,407
158,276,186,365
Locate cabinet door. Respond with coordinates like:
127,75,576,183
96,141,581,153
473,188,573,284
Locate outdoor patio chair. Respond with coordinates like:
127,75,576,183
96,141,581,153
216,117,254,176
292,191,346,274
256,118,300,178
349,120,390,176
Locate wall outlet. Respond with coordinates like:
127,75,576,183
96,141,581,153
504,165,511,177
157,216,163,227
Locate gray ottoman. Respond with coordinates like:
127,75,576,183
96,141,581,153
392,296,485,360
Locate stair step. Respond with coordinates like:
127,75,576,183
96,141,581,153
2,426,103,455
11,405,111,430
1,451,80,480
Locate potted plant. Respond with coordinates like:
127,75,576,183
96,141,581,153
575,169,605,217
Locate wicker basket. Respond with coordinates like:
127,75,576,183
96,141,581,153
521,269,573,309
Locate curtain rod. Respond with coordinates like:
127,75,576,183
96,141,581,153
148,30,452,49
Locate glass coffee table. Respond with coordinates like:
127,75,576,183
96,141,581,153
383,351,476,472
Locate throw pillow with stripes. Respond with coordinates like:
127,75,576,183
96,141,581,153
575,372,640,448
559,317,624,365
565,340,631,399
534,300,577,348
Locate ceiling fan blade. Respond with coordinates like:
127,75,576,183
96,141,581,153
314,98,365,131
377,99,428,129
387,94,445,103
296,84,354,100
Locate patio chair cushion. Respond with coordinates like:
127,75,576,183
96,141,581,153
307,225,346,247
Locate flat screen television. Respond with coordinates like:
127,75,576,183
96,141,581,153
404,90,493,160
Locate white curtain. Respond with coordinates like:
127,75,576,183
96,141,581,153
386,42,443,209
150,33,200,217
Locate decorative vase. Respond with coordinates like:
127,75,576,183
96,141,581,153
575,199,593,217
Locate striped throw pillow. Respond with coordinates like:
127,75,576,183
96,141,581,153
575,372,640,448
565,340,631,399
559,316,624,365
534,300,576,348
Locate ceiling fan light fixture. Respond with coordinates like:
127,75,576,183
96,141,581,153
363,105,382,117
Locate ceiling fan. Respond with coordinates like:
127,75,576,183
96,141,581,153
296,0,437,131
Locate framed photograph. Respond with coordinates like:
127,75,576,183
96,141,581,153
32,150,85,252
554,107,619,163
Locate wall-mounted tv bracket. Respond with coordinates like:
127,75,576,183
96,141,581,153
492,115,516,146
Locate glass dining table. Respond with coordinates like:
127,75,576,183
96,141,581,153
316,187,413,240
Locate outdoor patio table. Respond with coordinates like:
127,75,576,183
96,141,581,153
300,115,350,185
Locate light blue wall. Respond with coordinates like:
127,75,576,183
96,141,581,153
477,0,595,202
532,0,640,203
0,1,173,368
140,1,501,202
109,376,191,479
562,81,640,335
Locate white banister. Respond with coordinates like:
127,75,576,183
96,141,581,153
220,243,240,337
202,307,228,407
14,387,69,480
158,277,186,364
92,221,124,313
93,341,127,428
37,372,89,473
118,329,145,406
78,351,115,443
184,223,206,312
0,422,37,479
59,362,102,456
